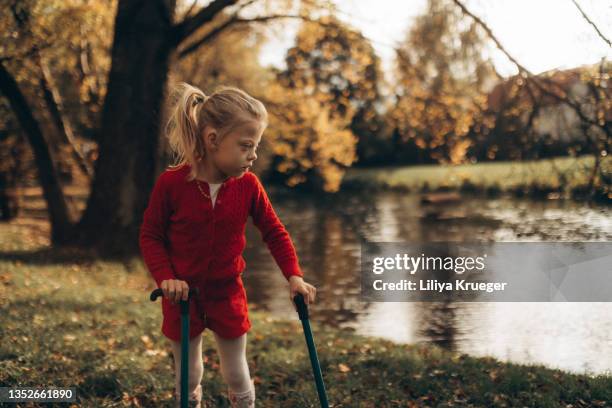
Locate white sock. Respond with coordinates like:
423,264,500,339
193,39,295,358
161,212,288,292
230,378,255,400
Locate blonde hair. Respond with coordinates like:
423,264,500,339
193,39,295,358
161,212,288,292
165,82,268,181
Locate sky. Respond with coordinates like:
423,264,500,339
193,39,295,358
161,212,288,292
256,0,611,79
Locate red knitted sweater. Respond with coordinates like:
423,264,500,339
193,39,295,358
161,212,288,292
139,163,304,288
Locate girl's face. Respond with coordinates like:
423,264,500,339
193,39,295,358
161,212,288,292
205,121,263,179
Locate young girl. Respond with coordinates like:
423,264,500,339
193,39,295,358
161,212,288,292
139,83,317,408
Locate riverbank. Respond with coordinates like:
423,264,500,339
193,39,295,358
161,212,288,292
0,221,610,407
342,155,611,203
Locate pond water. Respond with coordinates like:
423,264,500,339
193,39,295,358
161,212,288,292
241,189,612,376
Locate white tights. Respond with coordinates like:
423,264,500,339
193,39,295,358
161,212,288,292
170,331,252,405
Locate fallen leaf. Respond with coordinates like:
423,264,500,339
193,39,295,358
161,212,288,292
141,335,153,349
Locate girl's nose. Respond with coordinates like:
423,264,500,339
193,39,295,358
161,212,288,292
248,152,257,161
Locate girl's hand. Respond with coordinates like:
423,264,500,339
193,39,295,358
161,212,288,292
161,279,190,304
289,275,317,312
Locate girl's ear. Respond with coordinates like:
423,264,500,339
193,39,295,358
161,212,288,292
204,127,219,150
210,132,219,150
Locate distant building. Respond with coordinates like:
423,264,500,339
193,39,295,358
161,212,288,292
487,61,610,144
477,61,611,160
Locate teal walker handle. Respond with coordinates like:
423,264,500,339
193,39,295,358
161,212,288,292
293,293,329,408
151,287,200,408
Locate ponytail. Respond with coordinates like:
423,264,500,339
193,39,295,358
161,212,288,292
166,83,208,180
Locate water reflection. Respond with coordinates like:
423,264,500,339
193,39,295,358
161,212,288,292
242,188,612,375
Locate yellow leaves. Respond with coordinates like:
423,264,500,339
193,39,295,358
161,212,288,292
449,139,472,165
391,92,480,163
298,158,313,169
321,43,335,60
144,349,167,357
50,352,72,363
277,161,296,174
265,86,358,192
272,142,293,157
2,0,114,146
287,174,306,187
296,25,318,52
487,145,498,160
392,5,500,164
140,335,153,349
263,14,380,191
359,343,372,353
415,138,427,149
338,363,351,373
139,334,167,356
122,391,143,407
33,313,46,326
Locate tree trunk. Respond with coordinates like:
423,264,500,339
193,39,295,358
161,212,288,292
0,62,75,242
587,152,601,199
0,172,18,220
74,0,177,256
39,60,94,179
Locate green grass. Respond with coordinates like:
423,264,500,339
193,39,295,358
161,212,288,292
343,156,612,200
0,221,611,407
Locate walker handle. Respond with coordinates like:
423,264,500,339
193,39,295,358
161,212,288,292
150,287,200,302
293,293,309,320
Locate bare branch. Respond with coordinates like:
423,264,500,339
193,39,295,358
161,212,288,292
571,0,611,47
234,0,260,13
179,0,199,22
451,0,608,135
171,0,239,46
450,0,534,76
178,14,328,60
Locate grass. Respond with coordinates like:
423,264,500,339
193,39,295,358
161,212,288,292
0,221,611,407
342,155,612,202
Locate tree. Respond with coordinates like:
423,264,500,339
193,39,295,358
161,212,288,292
390,0,498,164
279,15,382,120
264,81,357,192
0,0,115,238
1,0,332,254
267,15,384,191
